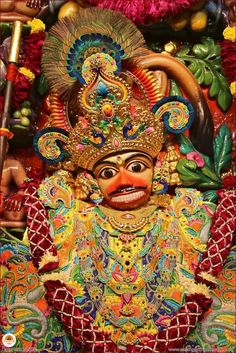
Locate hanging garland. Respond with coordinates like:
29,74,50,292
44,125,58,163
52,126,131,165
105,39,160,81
220,26,236,96
12,18,46,108
86,0,198,25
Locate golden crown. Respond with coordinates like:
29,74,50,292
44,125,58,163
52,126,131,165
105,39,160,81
64,58,164,169
34,8,194,170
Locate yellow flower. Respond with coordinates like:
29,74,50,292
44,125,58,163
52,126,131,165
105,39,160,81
225,329,236,345
230,81,236,95
68,281,85,296
14,324,25,337
18,67,35,82
223,26,236,42
27,18,45,34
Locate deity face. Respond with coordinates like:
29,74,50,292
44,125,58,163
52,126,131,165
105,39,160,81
93,152,154,210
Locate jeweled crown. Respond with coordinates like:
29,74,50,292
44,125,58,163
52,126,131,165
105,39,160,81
36,8,193,170
65,56,164,169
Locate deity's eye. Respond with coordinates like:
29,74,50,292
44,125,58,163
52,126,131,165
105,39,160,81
99,167,118,179
126,161,146,173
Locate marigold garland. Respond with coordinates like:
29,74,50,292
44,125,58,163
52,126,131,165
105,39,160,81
12,19,46,108
230,81,236,95
87,0,198,25
0,127,14,139
221,25,236,96
27,18,46,34
18,67,35,82
223,26,236,42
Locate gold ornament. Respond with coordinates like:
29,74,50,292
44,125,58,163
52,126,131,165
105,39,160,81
154,143,182,187
75,172,103,203
98,205,156,232
40,7,164,171
66,105,164,170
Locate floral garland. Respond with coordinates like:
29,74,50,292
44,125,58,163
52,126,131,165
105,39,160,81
220,26,236,96
86,0,198,25
12,19,46,108
195,176,236,287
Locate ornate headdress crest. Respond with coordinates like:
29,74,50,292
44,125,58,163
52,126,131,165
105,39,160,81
35,7,194,170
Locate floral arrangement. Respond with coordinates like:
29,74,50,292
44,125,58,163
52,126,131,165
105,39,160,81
12,19,46,108
87,0,198,24
220,26,236,96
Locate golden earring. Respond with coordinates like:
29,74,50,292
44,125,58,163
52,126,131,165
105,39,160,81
152,164,169,194
75,172,103,204
152,141,182,192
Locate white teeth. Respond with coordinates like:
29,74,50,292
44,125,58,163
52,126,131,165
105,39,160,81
111,191,145,203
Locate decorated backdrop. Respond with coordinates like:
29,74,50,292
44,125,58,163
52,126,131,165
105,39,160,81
0,1,235,353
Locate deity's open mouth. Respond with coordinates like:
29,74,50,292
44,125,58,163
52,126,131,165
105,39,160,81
109,186,147,204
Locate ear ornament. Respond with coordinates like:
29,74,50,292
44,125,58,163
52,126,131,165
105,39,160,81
152,96,195,134
33,127,69,164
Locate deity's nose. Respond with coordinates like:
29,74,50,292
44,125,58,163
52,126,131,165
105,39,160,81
116,168,132,185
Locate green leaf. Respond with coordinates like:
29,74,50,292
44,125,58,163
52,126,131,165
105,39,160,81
201,37,220,57
177,47,190,56
175,37,232,111
203,70,213,85
214,124,232,176
203,190,218,203
188,62,198,74
178,134,195,154
170,80,182,96
192,44,209,59
217,89,232,112
36,339,45,349
194,64,205,85
201,166,220,182
209,76,220,98
37,72,49,96
46,332,53,342
178,134,213,169
197,180,222,188
176,159,202,186
177,158,221,189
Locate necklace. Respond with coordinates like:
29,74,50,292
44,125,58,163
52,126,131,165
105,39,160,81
98,205,157,232
95,226,158,273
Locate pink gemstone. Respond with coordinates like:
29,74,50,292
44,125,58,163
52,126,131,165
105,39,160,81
122,213,135,219
76,144,85,150
113,138,120,149
146,127,154,133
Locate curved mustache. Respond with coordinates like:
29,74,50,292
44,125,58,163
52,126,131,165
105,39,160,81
109,185,147,196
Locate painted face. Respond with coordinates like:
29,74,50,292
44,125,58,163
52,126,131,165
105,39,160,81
93,152,154,210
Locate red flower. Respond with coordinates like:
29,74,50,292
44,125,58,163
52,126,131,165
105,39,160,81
0,95,3,112
220,39,236,84
23,32,45,76
87,0,197,24
222,175,236,189
26,167,45,181
185,293,212,311
12,73,31,108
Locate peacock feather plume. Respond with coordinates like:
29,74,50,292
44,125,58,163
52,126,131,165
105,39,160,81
42,7,145,97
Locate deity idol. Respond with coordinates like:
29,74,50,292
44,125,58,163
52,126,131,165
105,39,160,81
1,7,235,353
